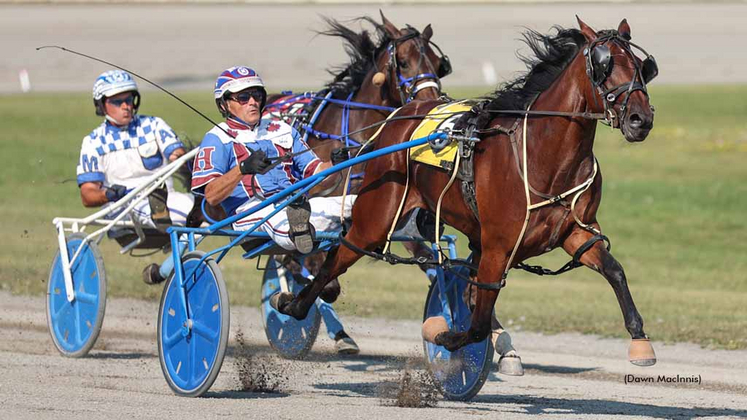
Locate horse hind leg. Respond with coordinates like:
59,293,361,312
491,315,525,376
563,227,656,366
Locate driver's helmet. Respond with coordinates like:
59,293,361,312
92,70,140,116
214,66,266,117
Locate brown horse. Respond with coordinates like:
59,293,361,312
264,14,452,294
272,17,659,366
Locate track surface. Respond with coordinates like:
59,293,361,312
2,292,746,419
1,3,746,93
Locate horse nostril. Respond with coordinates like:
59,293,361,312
629,113,643,128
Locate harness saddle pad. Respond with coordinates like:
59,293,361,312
409,101,472,169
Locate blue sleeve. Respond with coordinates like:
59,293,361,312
76,135,105,186
191,133,229,195
154,117,185,160
290,128,322,179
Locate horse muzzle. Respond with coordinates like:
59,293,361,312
622,107,654,143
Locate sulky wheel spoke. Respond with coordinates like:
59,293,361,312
74,297,83,345
75,291,98,306
163,329,184,351
192,320,219,343
52,301,68,321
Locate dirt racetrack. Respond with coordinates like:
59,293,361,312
1,291,746,419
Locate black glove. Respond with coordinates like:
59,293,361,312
330,148,350,166
239,150,272,175
105,184,128,202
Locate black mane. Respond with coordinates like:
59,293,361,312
318,17,393,99
482,26,589,115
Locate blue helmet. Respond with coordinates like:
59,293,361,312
214,66,266,117
92,70,140,116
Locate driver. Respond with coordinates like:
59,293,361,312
76,69,194,285
191,66,359,354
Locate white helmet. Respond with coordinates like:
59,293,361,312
92,70,140,116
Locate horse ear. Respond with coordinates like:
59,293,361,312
379,10,401,38
618,18,632,40
423,24,433,42
576,15,597,41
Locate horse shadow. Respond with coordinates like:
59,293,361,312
311,380,747,419
469,394,747,419
207,390,291,400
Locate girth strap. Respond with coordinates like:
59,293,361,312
338,236,505,290
517,234,610,276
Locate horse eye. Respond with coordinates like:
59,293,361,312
398,60,409,69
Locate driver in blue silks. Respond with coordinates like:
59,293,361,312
191,66,359,354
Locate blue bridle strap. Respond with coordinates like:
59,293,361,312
398,72,438,88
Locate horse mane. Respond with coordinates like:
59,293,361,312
318,16,393,99
481,26,590,119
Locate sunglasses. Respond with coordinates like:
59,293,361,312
228,90,264,105
107,95,135,107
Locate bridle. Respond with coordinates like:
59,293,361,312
583,32,658,128
384,26,452,104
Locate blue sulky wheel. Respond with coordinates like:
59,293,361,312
158,251,229,397
260,257,320,359
423,263,494,401
46,233,106,358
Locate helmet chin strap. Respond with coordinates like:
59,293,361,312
104,112,135,127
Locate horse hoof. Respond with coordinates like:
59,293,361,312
269,292,295,314
422,316,449,344
628,338,657,366
498,354,525,376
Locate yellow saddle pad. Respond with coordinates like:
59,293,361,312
409,101,473,169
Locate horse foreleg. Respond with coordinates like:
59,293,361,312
272,232,366,321
301,251,341,303
435,252,506,352
563,227,656,366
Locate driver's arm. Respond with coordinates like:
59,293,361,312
168,147,186,162
79,182,108,207
204,166,242,207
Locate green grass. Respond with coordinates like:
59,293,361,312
1,85,745,349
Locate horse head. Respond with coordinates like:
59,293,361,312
578,17,657,142
373,12,451,104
